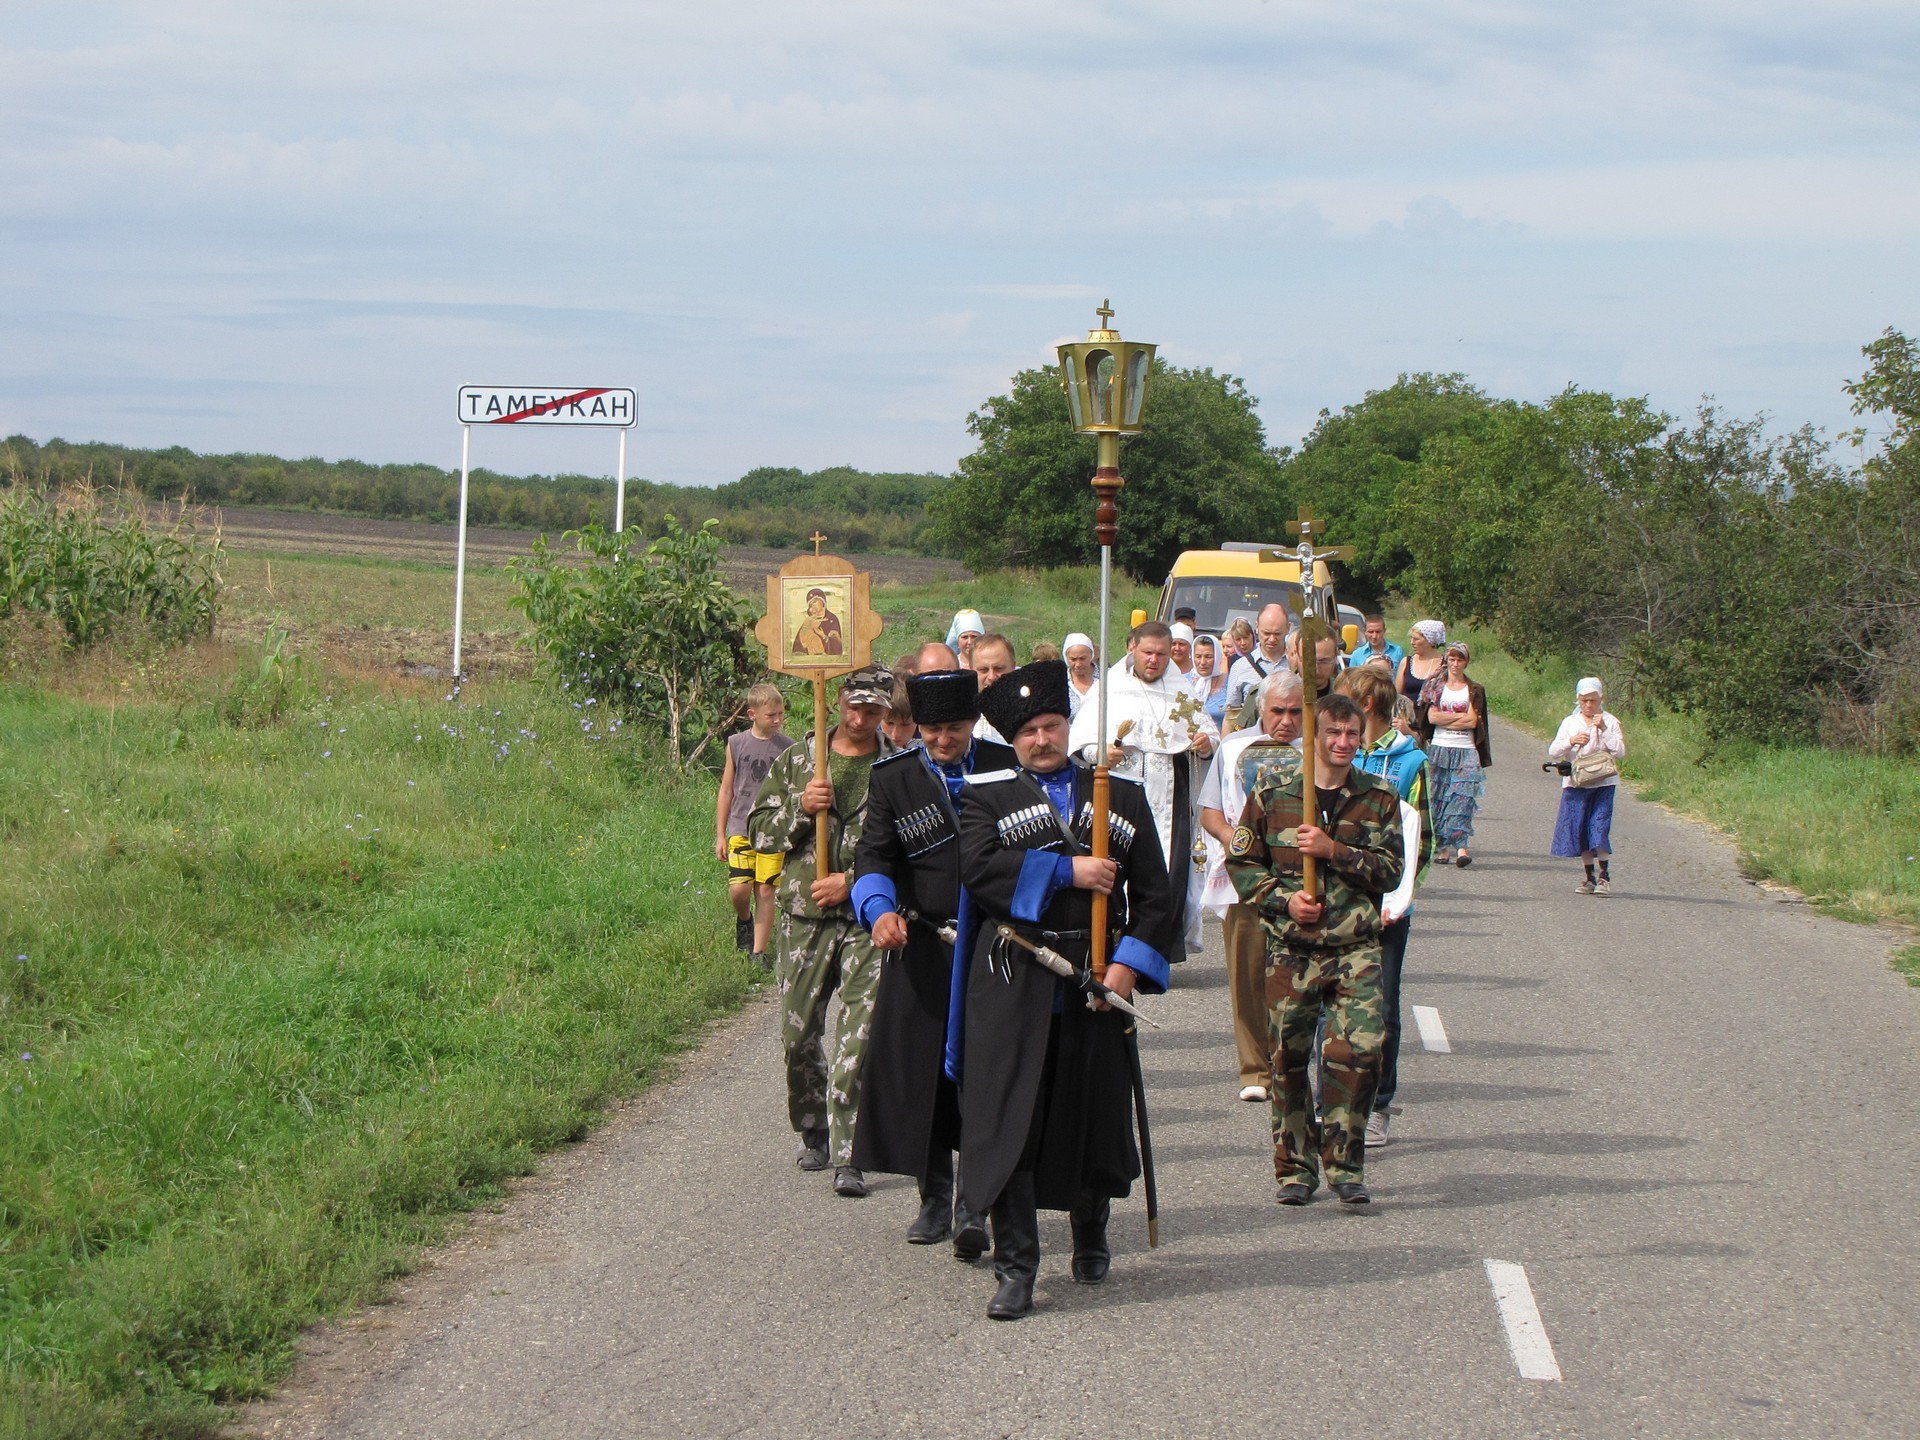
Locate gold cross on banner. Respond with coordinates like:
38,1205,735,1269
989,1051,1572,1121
810,531,828,556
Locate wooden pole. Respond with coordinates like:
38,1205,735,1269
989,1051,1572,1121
1299,659,1318,902
1089,431,1122,981
813,677,830,881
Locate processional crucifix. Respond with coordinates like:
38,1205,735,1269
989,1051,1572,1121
1261,506,1350,901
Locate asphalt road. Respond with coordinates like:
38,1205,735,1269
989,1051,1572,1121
248,717,1920,1439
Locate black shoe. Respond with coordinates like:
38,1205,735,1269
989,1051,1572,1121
908,1173,954,1244
952,1209,989,1261
1333,1180,1372,1205
750,951,773,973
1275,1182,1314,1206
796,1129,829,1172
833,1166,869,1198
1069,1196,1112,1285
987,1273,1035,1320
985,1173,1039,1320
735,918,754,951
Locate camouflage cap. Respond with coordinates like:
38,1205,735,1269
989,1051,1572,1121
838,663,895,709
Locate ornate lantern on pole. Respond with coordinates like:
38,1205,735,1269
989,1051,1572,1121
1057,300,1156,981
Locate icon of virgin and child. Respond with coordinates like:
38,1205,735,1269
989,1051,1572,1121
792,586,845,657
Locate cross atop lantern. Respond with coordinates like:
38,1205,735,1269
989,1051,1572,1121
1058,300,1157,438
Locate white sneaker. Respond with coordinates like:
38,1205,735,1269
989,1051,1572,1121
1575,878,1596,895
1595,877,1611,897
1238,1084,1268,1102
1364,1111,1391,1148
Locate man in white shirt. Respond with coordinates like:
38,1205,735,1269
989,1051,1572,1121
970,632,1017,744
1224,604,1290,725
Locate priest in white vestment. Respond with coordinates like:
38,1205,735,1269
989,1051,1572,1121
1068,621,1218,955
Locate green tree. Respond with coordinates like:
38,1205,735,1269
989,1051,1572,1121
930,361,1288,578
1279,373,1492,605
509,516,755,769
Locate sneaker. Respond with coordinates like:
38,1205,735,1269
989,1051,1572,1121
796,1130,829,1172
832,1166,869,1198
1364,1111,1391,1148
750,951,773,973
1594,877,1611,897
1576,879,1596,895
1238,1084,1268,1102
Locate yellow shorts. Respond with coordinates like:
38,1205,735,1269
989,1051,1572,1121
726,835,783,886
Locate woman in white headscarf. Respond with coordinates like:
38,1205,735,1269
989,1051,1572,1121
1061,631,1097,718
945,609,985,668
1188,632,1230,732
1395,619,1446,736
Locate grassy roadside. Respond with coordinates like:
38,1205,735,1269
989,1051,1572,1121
0,665,753,1438
1441,620,1920,972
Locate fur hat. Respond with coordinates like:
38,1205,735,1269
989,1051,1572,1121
977,659,1071,741
906,668,980,725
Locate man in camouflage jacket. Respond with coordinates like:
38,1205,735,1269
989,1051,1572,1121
1226,691,1403,1205
748,664,895,1193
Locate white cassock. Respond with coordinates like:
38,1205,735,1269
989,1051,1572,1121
1069,667,1220,954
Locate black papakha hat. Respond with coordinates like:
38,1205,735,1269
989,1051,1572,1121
977,659,1070,741
906,668,980,725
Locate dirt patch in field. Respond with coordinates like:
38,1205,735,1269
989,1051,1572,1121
210,506,970,591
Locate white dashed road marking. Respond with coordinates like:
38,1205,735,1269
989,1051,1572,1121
1485,1259,1563,1381
1411,1004,1451,1053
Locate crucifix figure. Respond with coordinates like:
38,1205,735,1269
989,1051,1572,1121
1279,505,1350,899
810,530,828,557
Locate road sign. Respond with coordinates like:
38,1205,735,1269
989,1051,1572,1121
457,386,635,427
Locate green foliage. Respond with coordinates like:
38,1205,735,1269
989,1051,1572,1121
1393,342,1920,753
929,362,1289,579
0,485,220,648
0,676,751,1439
1279,373,1493,605
218,628,313,727
510,516,756,769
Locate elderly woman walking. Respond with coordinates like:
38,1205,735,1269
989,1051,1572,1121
1416,640,1491,867
1188,632,1232,733
1548,677,1626,895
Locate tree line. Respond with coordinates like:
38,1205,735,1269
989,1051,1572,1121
929,332,1919,754
0,438,945,555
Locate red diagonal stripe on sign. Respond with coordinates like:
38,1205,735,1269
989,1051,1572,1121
490,388,612,423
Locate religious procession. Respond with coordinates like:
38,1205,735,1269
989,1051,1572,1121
703,312,1537,1321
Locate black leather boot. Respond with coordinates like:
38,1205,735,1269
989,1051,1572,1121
951,1154,989,1262
986,1173,1039,1320
908,1149,955,1245
1069,1194,1112,1285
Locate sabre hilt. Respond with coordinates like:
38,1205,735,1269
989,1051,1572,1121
992,924,1161,1029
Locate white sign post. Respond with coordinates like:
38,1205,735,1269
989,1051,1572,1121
451,385,637,679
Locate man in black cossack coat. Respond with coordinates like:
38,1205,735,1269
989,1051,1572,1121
952,659,1173,1321
850,662,1015,1257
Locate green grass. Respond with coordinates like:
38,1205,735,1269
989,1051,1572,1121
0,669,753,1438
871,567,1160,665
1442,619,1920,936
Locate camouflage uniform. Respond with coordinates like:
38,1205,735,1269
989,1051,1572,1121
748,731,890,1167
1226,765,1403,1190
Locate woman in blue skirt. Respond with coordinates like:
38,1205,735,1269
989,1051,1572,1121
1547,677,1626,895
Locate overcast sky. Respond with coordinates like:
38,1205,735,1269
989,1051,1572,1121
4,2,1916,485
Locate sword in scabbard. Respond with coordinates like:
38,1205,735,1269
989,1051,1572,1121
991,924,1160,1029
1124,1022,1160,1247
902,909,958,946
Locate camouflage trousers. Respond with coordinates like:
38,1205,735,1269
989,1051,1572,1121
1266,941,1385,1188
776,909,882,1167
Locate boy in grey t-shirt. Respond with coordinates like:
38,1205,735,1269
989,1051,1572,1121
716,683,794,968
